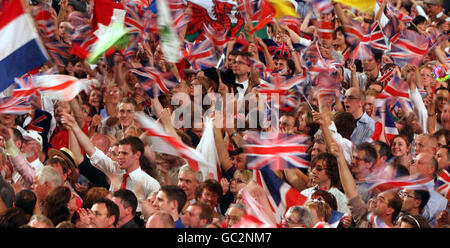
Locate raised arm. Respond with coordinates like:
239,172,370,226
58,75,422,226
60,113,96,157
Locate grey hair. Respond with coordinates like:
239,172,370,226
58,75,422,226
29,214,54,228
226,203,247,215
36,166,62,188
179,164,203,183
286,205,314,228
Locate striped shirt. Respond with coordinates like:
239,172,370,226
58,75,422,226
350,112,375,146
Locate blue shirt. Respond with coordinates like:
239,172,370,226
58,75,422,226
350,112,375,145
175,218,185,228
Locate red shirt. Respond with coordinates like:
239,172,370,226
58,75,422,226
50,120,89,154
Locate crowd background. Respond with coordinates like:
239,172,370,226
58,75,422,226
0,0,449,228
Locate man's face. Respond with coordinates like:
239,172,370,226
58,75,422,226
373,191,393,217
279,115,296,133
441,104,450,129
55,102,71,123
230,153,246,170
436,90,449,112
426,3,440,15
410,153,434,177
311,143,327,159
153,191,173,213
182,205,204,228
283,210,300,228
225,207,245,228
414,136,435,156
364,96,376,117
400,189,418,213
200,188,219,209
106,86,121,104
435,147,449,171
344,88,363,116
0,114,16,127
275,59,288,74
351,150,372,178
178,171,198,201
227,54,236,69
118,103,135,128
117,144,139,171
311,159,330,186
232,55,250,76
91,202,114,228
362,56,378,72
21,139,37,158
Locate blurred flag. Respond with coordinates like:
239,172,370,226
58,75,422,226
31,74,92,101
157,0,182,63
130,67,179,98
0,97,33,115
333,0,376,13
435,169,450,200
268,0,298,18
196,117,222,181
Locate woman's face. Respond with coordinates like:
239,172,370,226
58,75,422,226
335,31,345,45
391,137,409,157
89,89,102,107
230,173,247,195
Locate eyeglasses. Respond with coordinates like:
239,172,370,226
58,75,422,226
312,165,326,172
352,156,367,163
399,191,416,199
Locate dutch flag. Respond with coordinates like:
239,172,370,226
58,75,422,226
0,0,49,93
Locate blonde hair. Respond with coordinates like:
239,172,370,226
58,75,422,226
306,201,332,222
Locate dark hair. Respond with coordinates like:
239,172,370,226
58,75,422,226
433,129,450,146
312,153,340,188
278,57,296,76
413,190,431,213
12,128,23,142
83,103,97,117
372,141,391,159
118,136,145,157
112,189,138,216
413,15,427,26
333,112,356,139
387,190,402,222
311,190,338,211
435,87,449,95
0,208,28,228
93,198,120,227
160,185,187,214
0,176,14,208
14,190,37,216
43,186,72,226
46,156,70,174
195,179,223,203
190,201,213,224
400,214,430,228
355,142,378,164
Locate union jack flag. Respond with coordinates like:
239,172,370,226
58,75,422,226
254,165,308,224
233,186,277,228
377,75,412,113
130,67,179,98
308,0,334,14
361,174,430,194
185,39,218,70
0,97,33,115
12,77,38,98
367,212,390,228
385,3,413,22
387,30,429,67
244,132,311,171
435,169,450,200
31,3,56,40
344,20,388,59
202,24,229,54
45,40,71,67
135,112,210,172
264,39,291,58
172,9,190,34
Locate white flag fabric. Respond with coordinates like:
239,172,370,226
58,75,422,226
196,117,221,181
156,0,181,63
32,75,92,101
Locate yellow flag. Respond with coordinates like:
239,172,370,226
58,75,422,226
333,0,376,13
268,0,299,18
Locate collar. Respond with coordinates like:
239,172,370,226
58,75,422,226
357,112,371,124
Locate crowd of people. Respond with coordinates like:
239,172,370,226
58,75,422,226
0,0,449,229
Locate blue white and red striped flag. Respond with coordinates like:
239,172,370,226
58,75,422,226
0,96,33,115
244,132,311,171
435,168,450,200
361,174,430,194
387,30,429,67
254,165,308,224
185,39,218,70
130,67,179,98
0,0,49,93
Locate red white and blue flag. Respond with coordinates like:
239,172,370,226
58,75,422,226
130,67,179,98
30,75,93,101
202,24,229,54
361,174,430,194
386,3,413,23
254,164,308,224
344,20,388,60
244,132,311,171
367,212,390,228
185,39,218,70
378,75,413,113
435,169,450,200
0,96,33,115
0,0,49,93
387,30,429,67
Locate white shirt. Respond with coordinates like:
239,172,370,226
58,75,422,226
87,147,161,201
301,186,351,214
12,157,43,184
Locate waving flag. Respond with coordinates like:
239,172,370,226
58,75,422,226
263,39,291,58
135,112,211,172
361,174,430,194
244,132,311,171
254,165,308,223
238,0,275,34
304,0,333,14
45,40,71,67
31,2,56,40
385,3,413,22
0,0,49,93
333,0,376,13
157,0,182,63
328,210,345,228
344,20,388,60
435,169,450,200
387,30,429,67
0,96,33,115
233,186,277,228
196,117,222,181
202,24,229,54
185,39,217,70
31,75,92,101
367,212,390,228
316,20,334,40
130,67,179,98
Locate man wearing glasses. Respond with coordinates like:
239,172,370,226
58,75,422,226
344,87,375,145
398,189,430,218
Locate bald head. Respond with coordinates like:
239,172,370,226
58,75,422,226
90,134,111,154
411,153,438,179
414,134,438,156
145,211,175,228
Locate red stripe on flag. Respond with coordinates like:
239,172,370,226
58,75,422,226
0,0,25,30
